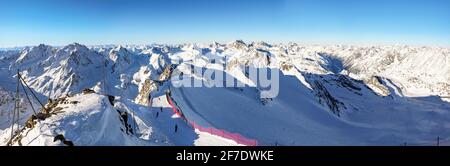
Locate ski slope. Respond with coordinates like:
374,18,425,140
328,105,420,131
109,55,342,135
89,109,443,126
0,41,449,146
169,68,450,145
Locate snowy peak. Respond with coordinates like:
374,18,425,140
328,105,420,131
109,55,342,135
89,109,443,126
250,41,272,49
56,43,104,67
14,44,53,68
11,43,107,98
227,40,248,50
61,43,90,52
109,46,132,62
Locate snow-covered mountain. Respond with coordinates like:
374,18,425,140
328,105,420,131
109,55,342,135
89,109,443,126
0,41,449,146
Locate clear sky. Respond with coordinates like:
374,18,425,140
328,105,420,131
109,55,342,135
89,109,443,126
0,0,449,47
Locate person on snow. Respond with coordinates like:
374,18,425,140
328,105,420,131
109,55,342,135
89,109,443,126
156,112,159,118
175,124,178,133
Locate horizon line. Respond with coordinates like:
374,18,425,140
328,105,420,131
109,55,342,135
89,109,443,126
1,40,450,49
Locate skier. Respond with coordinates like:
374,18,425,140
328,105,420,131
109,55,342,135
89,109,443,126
160,107,162,112
156,112,159,118
175,124,178,133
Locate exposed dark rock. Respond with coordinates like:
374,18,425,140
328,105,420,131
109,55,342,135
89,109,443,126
312,80,345,117
116,110,133,135
70,101,79,105
53,134,74,146
82,88,95,94
107,95,115,106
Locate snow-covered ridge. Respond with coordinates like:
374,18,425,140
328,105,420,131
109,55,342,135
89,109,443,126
0,41,449,146
2,92,156,146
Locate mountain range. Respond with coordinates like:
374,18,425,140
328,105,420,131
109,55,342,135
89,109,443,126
0,41,449,146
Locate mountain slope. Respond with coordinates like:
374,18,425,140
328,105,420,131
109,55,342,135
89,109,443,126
0,42,449,146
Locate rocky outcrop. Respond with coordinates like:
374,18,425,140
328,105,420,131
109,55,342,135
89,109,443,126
335,75,362,96
158,64,174,82
82,88,95,94
363,76,390,96
116,110,133,135
135,79,157,105
280,62,293,71
312,80,346,117
8,95,73,146
53,134,74,146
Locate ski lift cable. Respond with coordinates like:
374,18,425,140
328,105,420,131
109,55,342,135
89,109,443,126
19,78,38,116
8,71,50,145
18,73,48,113
8,70,20,145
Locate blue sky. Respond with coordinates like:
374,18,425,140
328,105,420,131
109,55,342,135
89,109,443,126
0,0,449,47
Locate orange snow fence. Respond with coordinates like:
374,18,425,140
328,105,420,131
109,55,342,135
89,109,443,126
165,93,258,146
